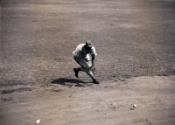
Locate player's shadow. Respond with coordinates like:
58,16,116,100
51,78,88,87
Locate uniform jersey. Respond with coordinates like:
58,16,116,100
72,43,97,68
72,43,97,59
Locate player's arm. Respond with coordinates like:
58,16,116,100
91,47,97,68
91,47,97,59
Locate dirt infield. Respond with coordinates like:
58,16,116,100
1,0,175,83
1,76,175,125
1,0,175,125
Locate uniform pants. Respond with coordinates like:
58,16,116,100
73,56,96,81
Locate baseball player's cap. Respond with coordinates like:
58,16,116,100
86,40,92,47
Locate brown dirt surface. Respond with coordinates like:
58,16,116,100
1,0,175,125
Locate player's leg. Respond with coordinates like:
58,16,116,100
73,68,80,78
73,56,83,77
86,69,100,84
73,56,88,76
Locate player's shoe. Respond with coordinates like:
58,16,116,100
93,79,100,84
74,68,79,78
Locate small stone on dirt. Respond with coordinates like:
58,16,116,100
36,119,40,124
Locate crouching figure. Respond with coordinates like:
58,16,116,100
72,40,100,84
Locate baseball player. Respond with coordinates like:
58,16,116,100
72,40,99,84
